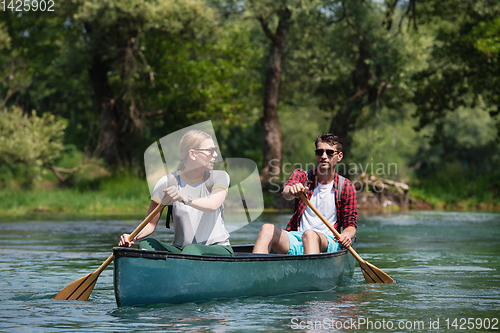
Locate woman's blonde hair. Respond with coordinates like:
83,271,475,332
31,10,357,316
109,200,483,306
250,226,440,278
176,130,212,171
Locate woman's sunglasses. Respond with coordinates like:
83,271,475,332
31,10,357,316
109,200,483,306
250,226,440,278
315,149,339,157
192,147,218,156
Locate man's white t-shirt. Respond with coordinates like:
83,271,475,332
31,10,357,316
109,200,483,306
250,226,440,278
298,180,337,237
151,170,230,249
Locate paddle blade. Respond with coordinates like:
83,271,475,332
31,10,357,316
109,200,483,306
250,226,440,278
359,260,395,283
53,272,99,300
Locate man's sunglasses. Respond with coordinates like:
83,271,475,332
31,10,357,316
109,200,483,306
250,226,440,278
315,149,339,157
192,147,218,156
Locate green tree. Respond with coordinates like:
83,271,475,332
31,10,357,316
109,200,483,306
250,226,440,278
1,0,261,172
411,0,500,142
306,0,425,152
0,107,81,183
0,22,32,109
62,0,238,167
212,0,348,181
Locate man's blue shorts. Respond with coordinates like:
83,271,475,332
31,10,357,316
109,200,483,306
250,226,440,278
286,231,340,255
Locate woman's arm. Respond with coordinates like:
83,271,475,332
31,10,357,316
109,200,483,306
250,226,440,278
164,186,227,213
118,200,162,247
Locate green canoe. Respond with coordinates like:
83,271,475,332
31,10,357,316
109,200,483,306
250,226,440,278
113,245,356,307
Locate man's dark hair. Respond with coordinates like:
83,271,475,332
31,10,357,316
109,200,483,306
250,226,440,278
315,133,343,152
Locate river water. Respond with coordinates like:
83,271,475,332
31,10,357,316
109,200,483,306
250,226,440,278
1,211,499,332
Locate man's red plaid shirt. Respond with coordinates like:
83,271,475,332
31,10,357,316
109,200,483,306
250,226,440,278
283,169,357,233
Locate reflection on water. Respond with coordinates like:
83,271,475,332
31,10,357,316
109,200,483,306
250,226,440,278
0,211,499,332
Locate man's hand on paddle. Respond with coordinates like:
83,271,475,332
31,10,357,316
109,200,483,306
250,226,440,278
337,233,352,248
290,183,308,198
283,183,308,201
337,226,356,248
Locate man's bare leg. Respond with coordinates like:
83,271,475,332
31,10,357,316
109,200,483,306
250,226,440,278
252,224,290,254
302,230,329,254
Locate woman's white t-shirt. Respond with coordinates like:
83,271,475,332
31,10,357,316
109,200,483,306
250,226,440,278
151,170,230,249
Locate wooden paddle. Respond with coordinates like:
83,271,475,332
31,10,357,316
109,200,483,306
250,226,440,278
53,203,166,300
299,193,395,283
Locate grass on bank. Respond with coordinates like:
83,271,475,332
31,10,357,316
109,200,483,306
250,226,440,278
409,163,500,211
0,176,151,217
0,163,498,217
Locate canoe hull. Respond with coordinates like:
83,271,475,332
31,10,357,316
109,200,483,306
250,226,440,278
113,245,355,307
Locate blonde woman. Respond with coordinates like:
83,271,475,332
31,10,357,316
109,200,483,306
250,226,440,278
119,130,233,256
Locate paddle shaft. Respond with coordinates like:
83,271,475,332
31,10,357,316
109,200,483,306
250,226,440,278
129,203,166,241
299,193,365,263
92,203,166,273
299,193,395,283
53,202,167,300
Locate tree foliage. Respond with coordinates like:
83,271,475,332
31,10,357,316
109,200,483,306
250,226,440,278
471,16,500,55
1,0,262,169
411,0,500,141
290,0,428,151
0,0,498,193
0,106,66,170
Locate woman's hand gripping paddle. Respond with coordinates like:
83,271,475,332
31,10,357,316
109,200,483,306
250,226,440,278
53,203,166,300
299,193,395,283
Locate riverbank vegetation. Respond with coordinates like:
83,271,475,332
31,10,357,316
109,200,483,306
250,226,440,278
1,162,497,217
1,0,499,217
